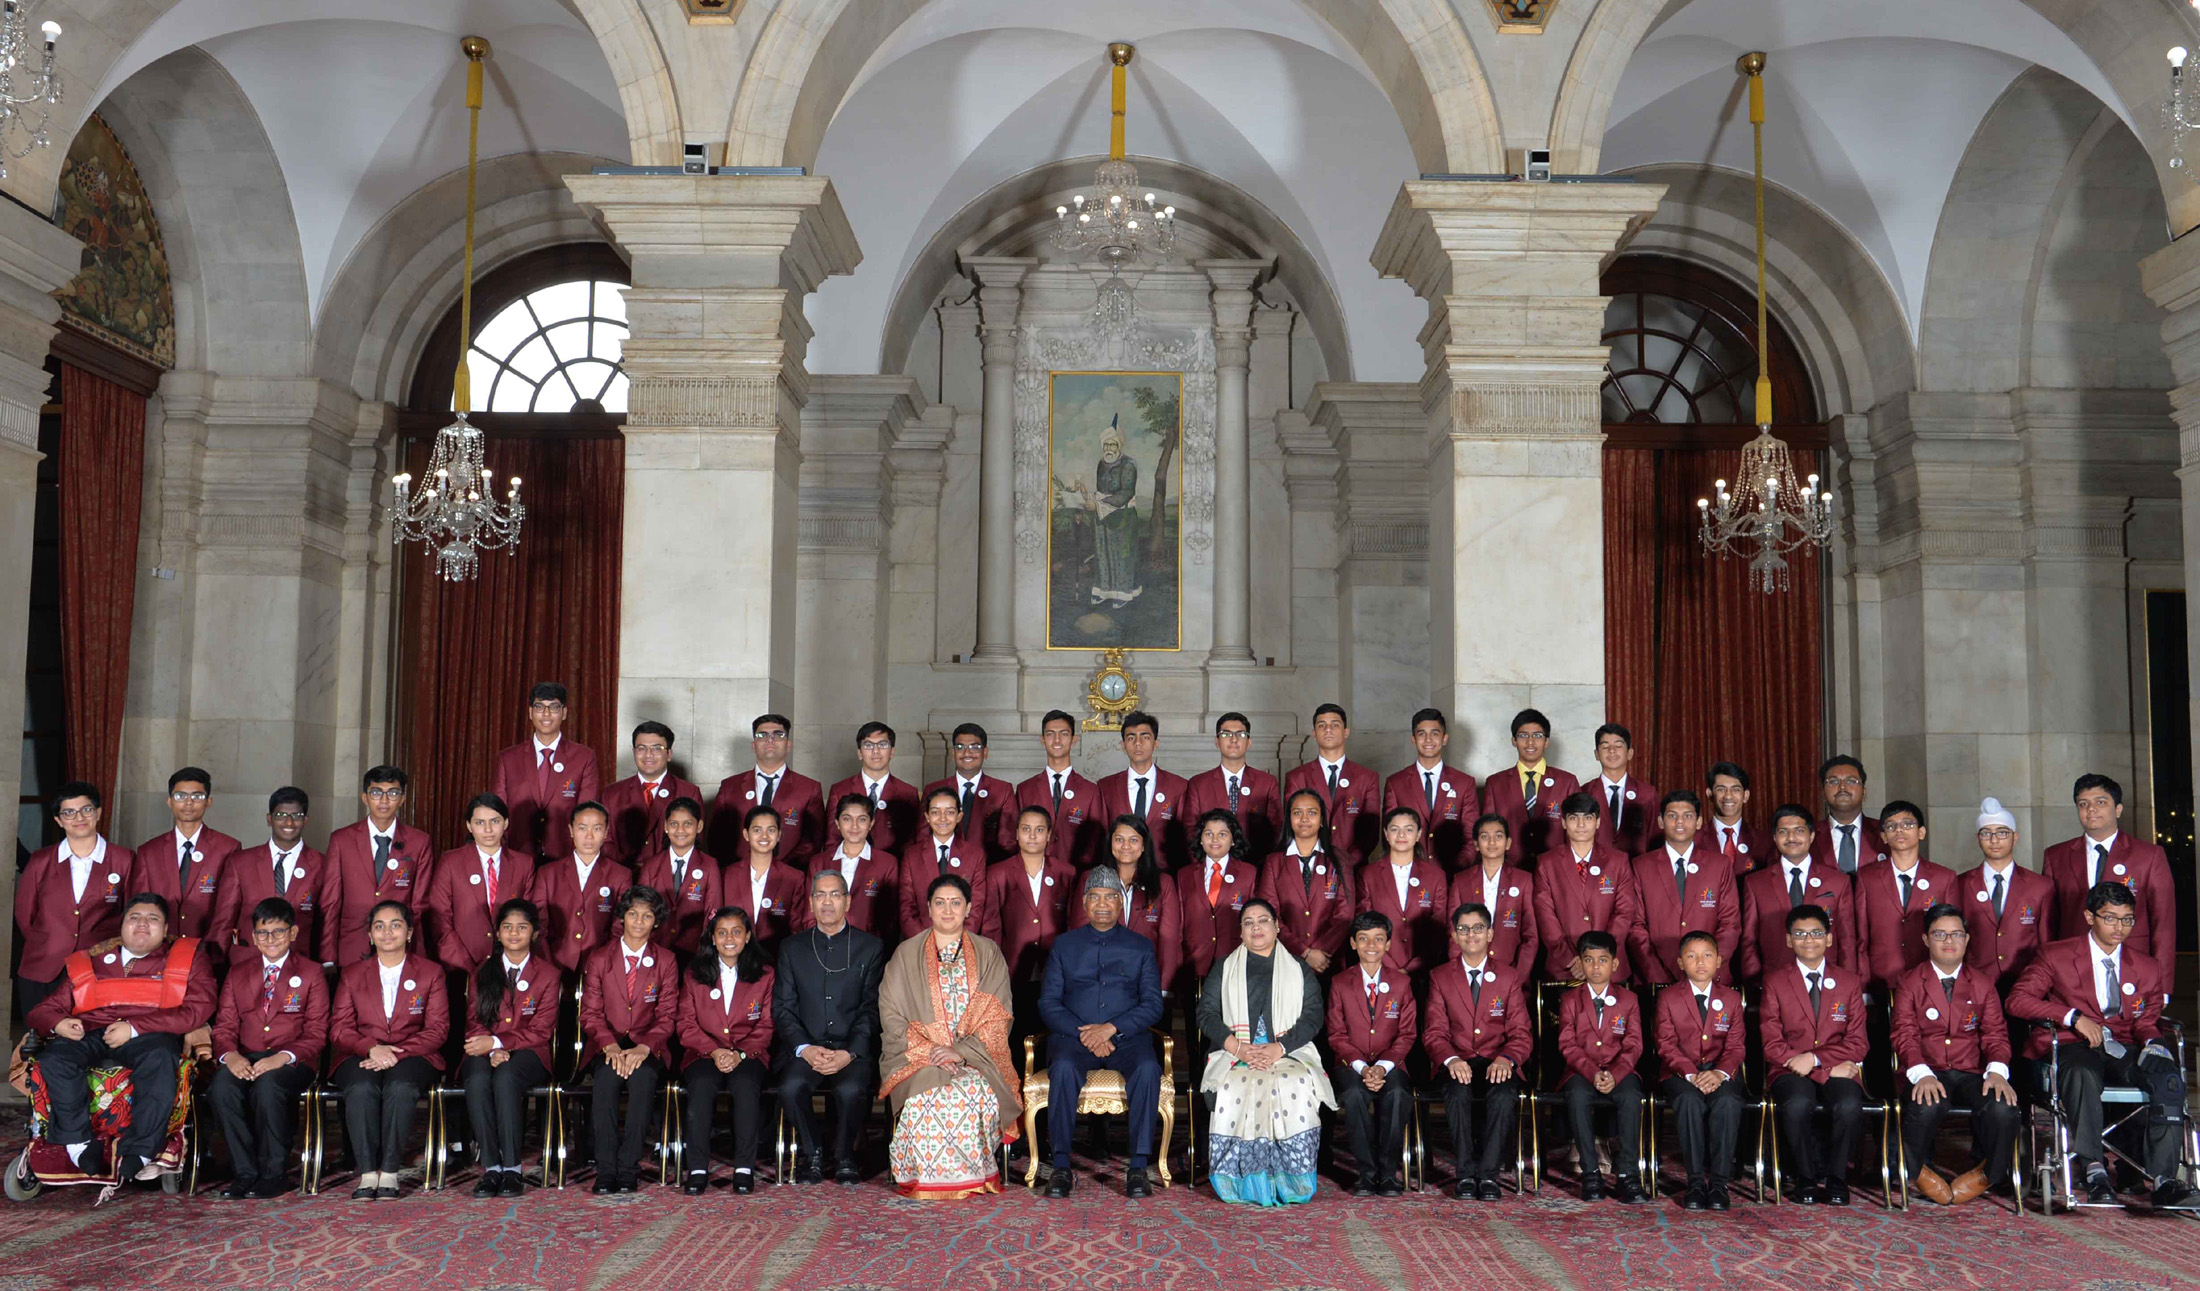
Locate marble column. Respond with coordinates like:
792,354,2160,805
2140,236,2200,839
1372,181,1662,767
565,174,860,785
1309,383,1429,745
964,256,1032,664
1201,258,1269,667
0,202,83,1030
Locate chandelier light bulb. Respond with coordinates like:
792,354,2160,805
1072,194,1085,206
39,18,54,44
2174,46,2190,69
1144,192,1155,203
1056,205,1068,216
1126,219,1138,229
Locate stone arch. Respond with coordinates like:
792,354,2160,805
565,0,687,167
723,0,1503,175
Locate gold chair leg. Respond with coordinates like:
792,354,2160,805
1023,1093,1045,1189
1156,1100,1173,1189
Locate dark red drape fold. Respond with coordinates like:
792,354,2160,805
1603,443,1823,830
399,434,622,853
57,363,147,809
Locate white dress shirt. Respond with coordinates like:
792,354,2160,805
66,836,107,903
1905,966,2011,1085
2088,832,2121,886
835,843,868,887
379,958,404,1017
1351,966,1395,1073
1390,860,1414,910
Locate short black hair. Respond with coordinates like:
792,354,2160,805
1574,930,1618,958
925,873,973,905
1593,723,1632,748
1120,710,1159,738
951,722,989,746
1818,754,1866,783
923,786,962,814
742,804,783,833
1679,929,1719,955
465,792,509,821
361,765,409,792
1348,910,1393,940
1510,709,1551,738
1880,800,1924,829
1214,711,1251,735
1471,811,1511,838
1660,788,1703,816
1410,707,1446,732
617,884,670,928
250,897,297,929
267,786,309,814
168,767,213,794
529,682,568,706
1313,702,1349,726
1239,897,1279,924
50,781,100,816
833,792,876,819
123,892,173,922
1039,710,1076,733
1558,791,1599,818
1921,902,1963,930
1016,804,1054,830
632,720,675,747
2073,774,2124,806
856,720,896,747
1769,803,1816,831
665,795,704,821
751,713,791,734
1706,761,1750,791
1451,902,1493,928
2086,880,2138,916
1785,903,1831,933
570,800,609,827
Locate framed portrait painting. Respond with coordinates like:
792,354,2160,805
1046,371,1183,650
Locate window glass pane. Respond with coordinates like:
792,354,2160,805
543,321,593,364
460,350,500,411
450,278,628,413
526,280,593,327
592,282,629,325
562,359,619,405
590,320,629,365
598,371,629,414
505,335,557,382
487,370,535,412
471,300,534,362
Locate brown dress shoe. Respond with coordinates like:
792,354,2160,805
1948,1166,1990,1205
1914,1168,1955,1205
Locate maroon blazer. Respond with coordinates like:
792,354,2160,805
807,845,899,938
330,953,449,1070
1737,859,1856,981
722,859,811,951
676,966,775,1060
631,849,723,954
1422,959,1531,1065
1557,981,1643,1082
129,826,243,940
2008,935,2170,1058
1703,818,1771,874
1482,764,1580,864
896,836,989,938
826,774,922,861
211,953,330,1067
1531,844,1639,981
1283,759,1383,863
1382,763,1481,872
325,820,434,965
600,772,702,866
1183,766,1286,863
425,847,538,974
1626,845,1742,986
1655,980,1746,1078
1074,877,1185,986
1091,768,1192,870
1890,961,2009,1076
710,768,827,868
1175,859,1257,982
1852,858,1958,989
1444,864,1539,977
1256,848,1356,961
1960,862,2057,993
1810,815,1885,873
580,940,682,1055
14,841,134,982
528,856,636,974
2042,833,2177,967
1586,777,1661,858
1760,961,1868,1082
977,856,1079,981
923,773,1018,861
25,934,220,1036
492,738,601,861
1013,769,1104,871
464,958,564,1069
215,842,339,966
1325,965,1416,1069
1353,857,1450,976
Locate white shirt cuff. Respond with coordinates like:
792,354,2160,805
2065,1008,2080,1027
489,1035,504,1051
1904,1063,1934,1085
1986,1062,2010,1080
795,1043,809,1057
1377,1059,1395,1072
1350,1059,1366,1073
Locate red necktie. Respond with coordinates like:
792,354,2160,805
623,954,643,1001
261,962,279,1012
487,855,500,910
1207,862,1223,907
1721,826,1737,859
1365,976,1378,1016
1576,857,1589,883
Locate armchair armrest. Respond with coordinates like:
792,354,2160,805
1023,1034,1037,1082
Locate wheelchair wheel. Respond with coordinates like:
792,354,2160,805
159,1168,184,1195
3,1149,41,1201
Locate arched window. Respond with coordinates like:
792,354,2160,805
462,278,629,414
1601,256,1819,435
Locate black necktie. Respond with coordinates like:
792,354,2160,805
273,851,288,892
1228,774,1240,813
1898,872,1913,911
179,838,194,884
2093,842,2109,886
1424,771,1437,813
1808,971,1822,1016
937,843,952,876
1301,850,1317,891
1991,871,2006,920
374,833,392,886
1609,782,1621,822
1469,968,1482,1005
1837,824,1857,874
1134,776,1148,819
507,962,519,987
1051,773,1064,818
1594,994,1606,1027
1696,992,1709,1023
1787,866,1805,908
759,775,777,809
1674,853,1688,904
1523,772,1539,815
2104,956,2122,1017
1326,764,1339,800
960,782,975,817
1941,975,1955,1004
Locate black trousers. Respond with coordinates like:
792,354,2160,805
775,1054,877,1166
332,1055,436,1174
1660,1074,1745,1185
461,1048,548,1171
1561,1072,1643,1181
1771,1071,1864,1185
1331,1063,1409,1184
1901,1068,2021,1185
589,1055,664,1183
681,1055,768,1175
38,1030,183,1162
1441,1058,1520,1183
1047,1034,1160,1170
2056,1041,2188,1180
207,1052,315,1184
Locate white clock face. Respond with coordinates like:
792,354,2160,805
1099,673,1129,702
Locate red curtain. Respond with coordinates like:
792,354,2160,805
398,434,623,852
1603,443,1823,828
57,363,148,809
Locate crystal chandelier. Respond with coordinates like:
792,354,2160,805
1697,51,1834,594
390,36,523,582
0,1,62,181
1053,43,1176,267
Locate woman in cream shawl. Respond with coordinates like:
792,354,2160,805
1197,898,1336,1205
880,873,1021,1199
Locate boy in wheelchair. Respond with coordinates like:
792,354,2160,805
22,893,218,1182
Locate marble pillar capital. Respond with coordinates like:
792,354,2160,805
1199,257,1271,372
565,173,860,293
1372,180,1665,306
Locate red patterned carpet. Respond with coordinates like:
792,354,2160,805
2,1158,2198,1291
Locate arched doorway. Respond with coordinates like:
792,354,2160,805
1601,254,1826,833
393,243,629,850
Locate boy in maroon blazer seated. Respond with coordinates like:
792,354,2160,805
1555,931,1647,1204
1422,902,1532,1200
2007,880,2200,1211
1761,903,1867,1205
1655,931,1746,1210
1325,911,1415,1197
1890,902,2019,1206
207,896,328,1198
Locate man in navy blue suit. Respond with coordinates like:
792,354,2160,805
1039,866,1166,1198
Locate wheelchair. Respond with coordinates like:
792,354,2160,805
4,1049,200,1202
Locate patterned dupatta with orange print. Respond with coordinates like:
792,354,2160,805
878,930,1023,1139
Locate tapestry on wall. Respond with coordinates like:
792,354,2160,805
1047,370,1182,650
52,112,176,369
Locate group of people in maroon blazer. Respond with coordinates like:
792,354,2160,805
13,688,2196,1213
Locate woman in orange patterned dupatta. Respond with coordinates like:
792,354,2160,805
880,873,1021,1198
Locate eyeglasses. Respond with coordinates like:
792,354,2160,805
1823,776,1863,789
857,740,893,751
2094,913,2138,928
1881,820,1920,833
1789,928,1831,939
1216,730,1249,741
363,787,405,800
55,805,98,820
633,743,669,755
1978,828,2014,842
952,743,985,753
1455,924,1491,936
270,811,307,823
250,926,294,941
1926,930,1969,943
169,791,209,803
529,702,566,713
752,731,789,742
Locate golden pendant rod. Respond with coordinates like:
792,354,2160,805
1108,43,1133,161
453,35,490,414
1738,50,1770,428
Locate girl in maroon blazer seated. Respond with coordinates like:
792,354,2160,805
330,900,448,1200
460,899,562,1198
676,906,774,1194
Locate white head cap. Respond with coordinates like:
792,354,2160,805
1976,797,2017,834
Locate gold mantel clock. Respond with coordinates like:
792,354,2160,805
1082,649,1141,732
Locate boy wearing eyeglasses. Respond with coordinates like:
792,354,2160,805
492,681,601,862
213,787,339,967
15,781,133,1015
1891,902,2018,1204
711,712,826,866
1761,903,1867,1204
129,766,241,939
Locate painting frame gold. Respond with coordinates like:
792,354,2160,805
1045,369,1185,652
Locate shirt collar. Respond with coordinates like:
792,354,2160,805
1797,958,1826,979
841,842,870,861
1936,964,1962,983
1461,955,1491,975
478,847,500,866
1518,758,1547,778
1318,754,1346,774
1601,774,1627,791
271,841,298,862
175,826,203,850
504,952,531,973
2091,831,2120,855
262,953,288,975
670,846,694,864
1360,966,1383,986
957,773,980,790
1693,982,1713,999
368,820,397,842
1285,839,1319,859
1784,855,1810,873
119,945,143,967
863,774,888,793
2089,935,2120,964
1666,842,1693,866
534,735,561,756
68,837,107,865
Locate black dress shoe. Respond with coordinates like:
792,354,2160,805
1123,1166,1152,1199
497,1173,524,1198
351,1183,379,1201
1580,1172,1606,1202
473,1174,502,1198
1045,1168,1075,1199
1682,1180,1708,1211
1613,1175,1647,1205
116,1152,147,1183
1351,1178,1375,1197
731,1171,755,1195
796,1153,825,1185
253,1180,289,1200
374,1185,401,1200
1477,1179,1504,1202
74,1140,110,1180
1451,1179,1476,1200
1794,1182,1821,1205
2155,1180,2200,1211
1823,1180,1851,1206
591,1179,617,1195
223,1179,259,1200
683,1171,708,1196
1378,1177,1405,1198
834,1161,862,1186
1707,1183,1731,1211
615,1179,639,1194
2084,1173,2119,1206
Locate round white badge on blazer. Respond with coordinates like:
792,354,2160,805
106,872,119,884
2123,982,2137,996
1508,886,1520,897
656,787,668,799
1378,981,1391,994
516,980,529,991
402,979,415,991
1625,790,1636,801
1045,876,1055,886
553,763,564,774
1738,844,1750,854
2114,863,2128,876
470,873,481,886
1686,862,1699,874
1925,1007,1940,1021
1155,793,1166,804
1589,866,1601,877
1710,998,1724,1010
1975,889,1990,902
1063,790,1075,800
1822,977,1836,988
1315,864,1327,876
760,897,773,909
1877,852,1888,863
1409,876,1420,887
288,976,302,988
641,957,653,968
1810,877,1822,889
1224,873,1236,884
709,988,721,1000
103,953,116,964
745,790,755,801
1338,778,1349,788
977,788,989,799
949,858,961,868
1543,776,1555,787
599,885,611,897
1916,878,1930,890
